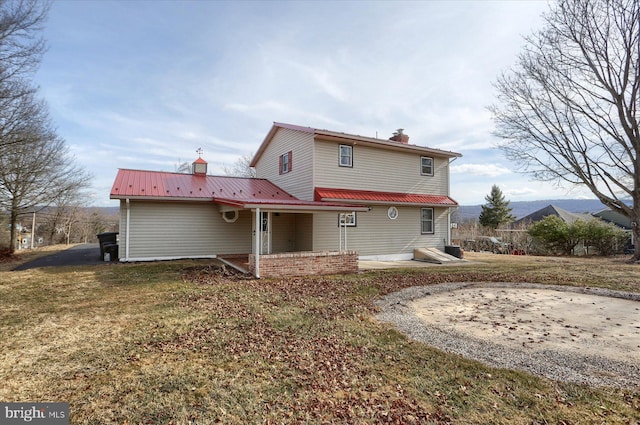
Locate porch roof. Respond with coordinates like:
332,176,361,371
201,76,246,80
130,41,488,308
110,169,367,212
214,197,368,212
315,187,458,207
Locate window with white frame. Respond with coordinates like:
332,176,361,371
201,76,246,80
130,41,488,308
421,208,434,234
339,145,353,167
338,212,357,227
279,151,292,174
421,156,433,176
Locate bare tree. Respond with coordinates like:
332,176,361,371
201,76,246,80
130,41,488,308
489,0,640,261
76,207,118,243
0,0,48,78
174,160,191,174
0,0,49,151
38,205,117,245
40,191,82,245
0,96,91,252
223,153,256,178
0,1,91,253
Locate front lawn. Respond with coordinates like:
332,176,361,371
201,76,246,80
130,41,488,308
0,253,638,424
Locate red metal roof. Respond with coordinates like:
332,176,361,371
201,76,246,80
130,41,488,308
110,169,367,211
315,187,458,206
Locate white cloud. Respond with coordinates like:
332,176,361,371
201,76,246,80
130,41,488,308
37,1,556,206
451,163,511,177
504,187,538,198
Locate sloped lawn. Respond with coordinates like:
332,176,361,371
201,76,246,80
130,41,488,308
0,253,638,424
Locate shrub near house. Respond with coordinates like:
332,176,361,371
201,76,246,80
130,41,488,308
529,215,627,256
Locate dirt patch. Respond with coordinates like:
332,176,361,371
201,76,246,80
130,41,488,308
376,282,640,388
412,287,640,364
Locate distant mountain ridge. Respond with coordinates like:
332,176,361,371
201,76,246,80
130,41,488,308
454,199,612,222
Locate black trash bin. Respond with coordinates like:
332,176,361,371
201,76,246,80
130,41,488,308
445,245,463,259
103,243,119,262
97,232,119,260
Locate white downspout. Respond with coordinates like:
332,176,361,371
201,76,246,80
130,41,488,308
125,198,130,261
447,157,459,246
254,207,260,278
447,208,452,246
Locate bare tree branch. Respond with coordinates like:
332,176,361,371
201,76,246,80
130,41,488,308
489,0,640,261
0,1,91,253
223,153,256,178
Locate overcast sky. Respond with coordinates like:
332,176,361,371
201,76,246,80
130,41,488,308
34,0,596,206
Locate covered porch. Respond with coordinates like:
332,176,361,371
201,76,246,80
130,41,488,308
215,199,368,278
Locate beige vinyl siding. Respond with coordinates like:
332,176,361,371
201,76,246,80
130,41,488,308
123,201,251,260
269,212,314,252
314,139,450,195
295,213,313,251
254,128,315,201
270,213,296,252
312,206,450,257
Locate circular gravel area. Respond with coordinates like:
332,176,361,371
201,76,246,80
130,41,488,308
375,282,640,389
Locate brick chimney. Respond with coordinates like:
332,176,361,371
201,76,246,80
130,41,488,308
389,128,409,144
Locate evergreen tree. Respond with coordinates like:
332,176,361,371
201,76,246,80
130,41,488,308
478,185,515,229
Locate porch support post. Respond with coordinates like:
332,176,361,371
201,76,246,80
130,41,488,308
254,207,260,278
344,214,347,251
339,213,342,251
447,207,452,246
338,212,347,251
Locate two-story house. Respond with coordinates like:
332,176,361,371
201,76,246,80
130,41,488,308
251,123,461,259
110,122,461,276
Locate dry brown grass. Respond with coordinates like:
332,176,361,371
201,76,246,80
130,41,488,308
0,254,638,424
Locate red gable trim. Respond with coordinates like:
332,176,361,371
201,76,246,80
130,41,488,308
250,122,462,167
315,187,458,207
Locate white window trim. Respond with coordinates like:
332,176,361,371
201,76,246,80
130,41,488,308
421,156,434,176
338,211,357,227
281,152,290,174
387,206,398,220
222,210,239,223
421,207,434,234
339,144,353,167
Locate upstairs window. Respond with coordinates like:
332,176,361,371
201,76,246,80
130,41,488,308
421,156,434,176
279,151,292,174
421,208,434,234
339,145,353,167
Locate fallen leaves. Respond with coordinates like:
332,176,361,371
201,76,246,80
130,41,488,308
173,268,454,422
